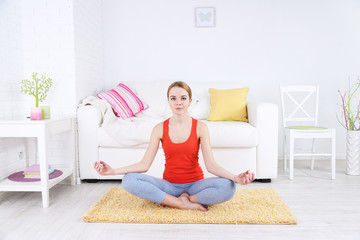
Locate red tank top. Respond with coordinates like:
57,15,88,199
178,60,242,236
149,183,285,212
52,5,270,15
162,118,204,184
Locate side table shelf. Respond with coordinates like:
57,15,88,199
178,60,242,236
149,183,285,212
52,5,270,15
0,167,74,192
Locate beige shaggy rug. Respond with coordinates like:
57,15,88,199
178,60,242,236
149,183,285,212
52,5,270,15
83,187,297,224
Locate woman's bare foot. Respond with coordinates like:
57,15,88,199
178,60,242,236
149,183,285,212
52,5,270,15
160,194,188,208
160,193,208,211
178,193,208,212
179,192,190,200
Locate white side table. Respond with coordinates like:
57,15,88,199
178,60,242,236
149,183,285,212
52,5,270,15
0,117,76,208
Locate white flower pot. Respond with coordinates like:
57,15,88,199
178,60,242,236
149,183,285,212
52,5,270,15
346,130,360,175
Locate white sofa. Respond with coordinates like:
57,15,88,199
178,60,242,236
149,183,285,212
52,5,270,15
77,82,278,182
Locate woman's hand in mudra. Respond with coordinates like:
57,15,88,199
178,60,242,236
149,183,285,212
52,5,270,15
233,170,255,185
94,161,114,175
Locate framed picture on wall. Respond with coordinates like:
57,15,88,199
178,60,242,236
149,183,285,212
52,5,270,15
195,7,216,27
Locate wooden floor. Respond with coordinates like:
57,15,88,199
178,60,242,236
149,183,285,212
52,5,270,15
0,160,360,240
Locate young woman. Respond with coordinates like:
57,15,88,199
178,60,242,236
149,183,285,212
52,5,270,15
94,81,255,212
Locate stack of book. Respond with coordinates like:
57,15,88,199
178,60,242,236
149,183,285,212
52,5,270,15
23,164,55,179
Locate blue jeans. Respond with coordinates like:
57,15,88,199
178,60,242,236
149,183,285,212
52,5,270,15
122,173,236,205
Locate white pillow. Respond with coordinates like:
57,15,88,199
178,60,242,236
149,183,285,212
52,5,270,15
128,81,199,119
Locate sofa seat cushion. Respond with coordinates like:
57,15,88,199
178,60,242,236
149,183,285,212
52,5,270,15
98,127,151,148
98,119,258,148
203,121,258,147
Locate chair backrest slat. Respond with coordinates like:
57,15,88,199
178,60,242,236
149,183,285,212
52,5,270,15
280,85,319,128
285,118,316,122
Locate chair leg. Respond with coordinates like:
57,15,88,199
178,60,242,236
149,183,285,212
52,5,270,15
311,139,315,170
331,130,336,180
289,133,294,180
283,135,287,170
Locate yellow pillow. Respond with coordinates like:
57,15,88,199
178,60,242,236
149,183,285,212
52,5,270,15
206,87,249,121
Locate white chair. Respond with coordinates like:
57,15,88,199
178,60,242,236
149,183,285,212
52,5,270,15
280,85,336,180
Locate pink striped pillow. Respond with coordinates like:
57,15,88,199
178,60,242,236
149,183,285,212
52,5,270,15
97,83,148,119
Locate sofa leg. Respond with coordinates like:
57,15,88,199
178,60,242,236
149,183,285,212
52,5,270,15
254,179,271,183
85,179,98,183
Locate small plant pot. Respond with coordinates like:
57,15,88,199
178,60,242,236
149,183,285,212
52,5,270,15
30,107,42,120
41,106,51,119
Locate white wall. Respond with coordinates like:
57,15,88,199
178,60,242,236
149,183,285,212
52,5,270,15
0,0,25,118
0,0,26,178
73,0,104,103
103,0,360,158
22,0,77,117
0,0,104,177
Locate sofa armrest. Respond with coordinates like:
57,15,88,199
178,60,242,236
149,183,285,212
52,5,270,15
77,105,103,179
247,102,279,179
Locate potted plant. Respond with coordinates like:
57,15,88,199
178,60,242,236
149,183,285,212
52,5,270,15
20,73,53,120
338,77,360,175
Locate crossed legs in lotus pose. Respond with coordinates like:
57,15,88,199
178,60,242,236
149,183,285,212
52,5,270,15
122,173,236,212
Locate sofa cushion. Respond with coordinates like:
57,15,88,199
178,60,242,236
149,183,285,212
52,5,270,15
204,120,258,147
206,88,249,122
130,81,172,118
188,82,248,120
130,81,199,119
98,119,258,148
98,127,146,148
118,82,249,120
97,83,148,119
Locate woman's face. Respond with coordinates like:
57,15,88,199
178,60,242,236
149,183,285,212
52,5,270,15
168,86,192,115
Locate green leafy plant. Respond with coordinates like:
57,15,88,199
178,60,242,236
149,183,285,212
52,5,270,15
337,77,360,131
20,73,53,107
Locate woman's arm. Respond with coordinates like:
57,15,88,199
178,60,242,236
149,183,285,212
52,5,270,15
94,123,162,176
198,121,255,185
